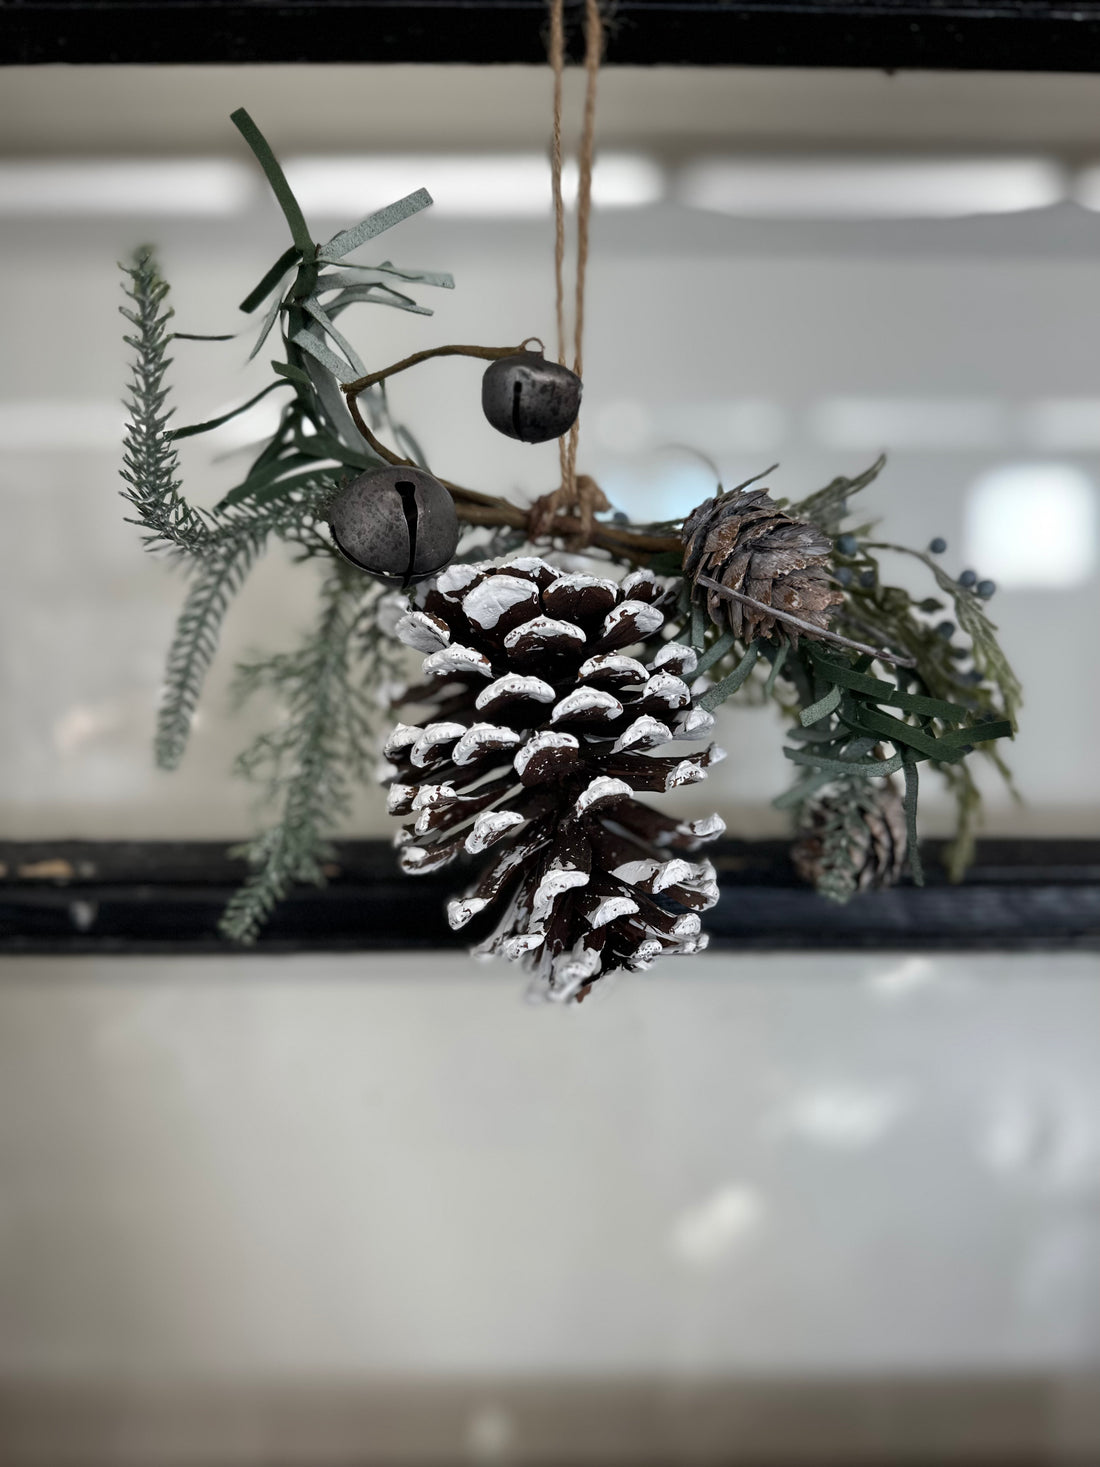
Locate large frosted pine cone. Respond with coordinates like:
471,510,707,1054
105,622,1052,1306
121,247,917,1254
682,486,843,644
384,557,726,1002
791,780,907,902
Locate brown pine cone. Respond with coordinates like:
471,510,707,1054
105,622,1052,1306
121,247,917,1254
791,781,907,901
383,557,725,1001
682,486,843,644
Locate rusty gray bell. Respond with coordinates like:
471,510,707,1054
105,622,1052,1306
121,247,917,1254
329,466,459,586
481,351,582,444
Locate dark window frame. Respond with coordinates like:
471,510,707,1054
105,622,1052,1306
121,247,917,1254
2,839,1098,952
5,0,1100,71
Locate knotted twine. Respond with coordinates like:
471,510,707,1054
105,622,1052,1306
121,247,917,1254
527,0,610,545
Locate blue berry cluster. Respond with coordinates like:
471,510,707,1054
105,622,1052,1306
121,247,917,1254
927,539,996,599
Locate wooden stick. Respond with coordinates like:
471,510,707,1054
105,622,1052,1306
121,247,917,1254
696,575,917,667
342,341,536,395
340,382,680,561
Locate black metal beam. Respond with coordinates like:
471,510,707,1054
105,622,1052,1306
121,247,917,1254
2,838,1098,955
5,0,1100,70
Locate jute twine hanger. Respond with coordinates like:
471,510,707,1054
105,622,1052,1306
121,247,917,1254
527,0,611,545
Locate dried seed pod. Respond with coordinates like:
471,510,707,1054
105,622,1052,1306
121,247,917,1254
329,467,459,586
481,351,582,443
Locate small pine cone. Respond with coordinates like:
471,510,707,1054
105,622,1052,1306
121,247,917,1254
682,487,843,643
384,557,726,1001
791,781,907,901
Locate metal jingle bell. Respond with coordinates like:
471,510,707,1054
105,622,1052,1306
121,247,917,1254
481,350,582,444
328,466,459,586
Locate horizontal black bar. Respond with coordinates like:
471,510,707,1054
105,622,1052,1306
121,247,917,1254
1,838,1097,954
6,0,1100,70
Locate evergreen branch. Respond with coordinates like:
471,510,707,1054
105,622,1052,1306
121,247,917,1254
119,248,207,554
866,540,1023,730
155,478,338,770
219,568,402,944
795,455,886,538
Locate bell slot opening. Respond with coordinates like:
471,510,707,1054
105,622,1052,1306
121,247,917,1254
395,480,419,587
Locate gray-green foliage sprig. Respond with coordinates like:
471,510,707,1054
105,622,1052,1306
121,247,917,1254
119,108,454,939
220,568,403,944
119,248,206,554
153,477,339,769
680,456,1019,897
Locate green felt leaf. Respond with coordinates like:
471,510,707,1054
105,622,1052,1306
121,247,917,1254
699,641,760,711
763,643,789,698
902,753,924,886
169,379,290,441
935,719,1014,751
694,628,737,679
239,244,302,314
247,275,293,361
173,331,240,342
217,451,319,508
271,361,312,387
806,646,973,722
690,600,707,652
318,189,433,263
291,327,358,384
316,267,447,296
373,260,454,288
842,703,959,762
784,747,904,779
219,463,343,511
300,300,367,379
321,284,433,318
799,684,842,727
231,110,313,258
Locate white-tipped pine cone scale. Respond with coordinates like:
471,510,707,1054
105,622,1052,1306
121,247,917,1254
386,558,726,1002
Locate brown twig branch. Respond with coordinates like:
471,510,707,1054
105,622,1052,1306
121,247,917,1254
341,340,541,396
696,575,918,667
340,347,681,564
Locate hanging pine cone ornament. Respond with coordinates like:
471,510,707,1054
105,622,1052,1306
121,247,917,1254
683,487,843,644
791,781,907,903
383,558,726,1001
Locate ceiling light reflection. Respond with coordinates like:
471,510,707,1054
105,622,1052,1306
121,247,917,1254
965,463,1098,590
0,159,254,215
679,156,1065,220
286,152,664,219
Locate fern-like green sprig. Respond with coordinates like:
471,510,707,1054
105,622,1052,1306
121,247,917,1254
218,568,404,944
119,248,207,555
154,477,339,770
120,110,457,939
